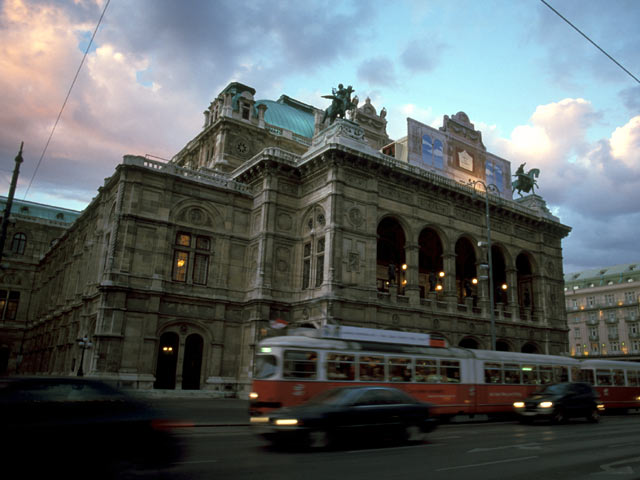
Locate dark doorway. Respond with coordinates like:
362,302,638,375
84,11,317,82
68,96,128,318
376,217,406,292
182,334,204,390
522,343,540,354
155,332,179,389
496,340,511,351
491,246,508,305
455,237,477,303
459,337,479,349
418,228,444,297
0,346,9,374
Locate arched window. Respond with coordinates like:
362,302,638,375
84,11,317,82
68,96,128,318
11,233,26,255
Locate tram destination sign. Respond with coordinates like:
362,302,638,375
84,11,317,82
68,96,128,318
321,325,445,347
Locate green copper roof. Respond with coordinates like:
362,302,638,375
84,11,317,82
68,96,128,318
564,262,640,286
255,95,316,138
0,196,81,224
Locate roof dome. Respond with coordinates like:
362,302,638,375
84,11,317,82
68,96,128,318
255,97,315,138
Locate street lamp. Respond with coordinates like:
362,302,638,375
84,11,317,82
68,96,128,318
77,336,93,376
465,179,500,350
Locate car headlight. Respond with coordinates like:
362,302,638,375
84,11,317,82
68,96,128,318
250,416,270,424
274,418,299,426
249,392,259,399
513,401,525,408
539,401,553,409
597,404,605,411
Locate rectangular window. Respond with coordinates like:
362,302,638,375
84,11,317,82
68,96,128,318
628,371,639,387
580,369,595,384
176,233,191,247
0,290,20,320
484,362,502,384
521,365,538,384
553,366,569,383
608,311,617,322
441,360,461,383
302,242,311,290
608,325,618,337
610,341,620,352
596,369,612,385
388,357,412,382
587,296,595,307
539,365,553,384
504,364,521,384
613,369,625,386
172,251,189,282
605,294,615,306
327,353,355,380
588,311,597,322
358,355,385,381
574,327,581,339
624,291,636,303
415,358,438,383
283,350,317,379
196,236,210,251
192,254,209,285
315,238,325,287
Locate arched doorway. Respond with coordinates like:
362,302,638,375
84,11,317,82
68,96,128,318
455,237,477,303
376,217,406,292
418,227,443,297
496,340,511,351
521,343,539,354
459,337,479,349
491,246,508,305
516,253,534,318
182,334,204,390
155,332,179,389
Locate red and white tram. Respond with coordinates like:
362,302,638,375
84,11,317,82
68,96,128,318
249,326,640,422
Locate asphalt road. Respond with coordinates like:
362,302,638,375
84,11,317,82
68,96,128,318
140,409,640,480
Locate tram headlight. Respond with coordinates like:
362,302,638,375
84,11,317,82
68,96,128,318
249,392,259,399
274,418,299,426
597,403,605,411
513,401,525,409
539,401,553,409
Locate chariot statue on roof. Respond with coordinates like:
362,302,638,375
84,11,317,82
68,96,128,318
321,83,358,125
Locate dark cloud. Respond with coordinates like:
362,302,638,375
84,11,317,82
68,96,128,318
357,57,397,87
620,86,640,114
400,37,446,73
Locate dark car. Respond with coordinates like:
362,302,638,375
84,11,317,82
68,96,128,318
513,382,604,424
254,386,437,450
0,376,183,479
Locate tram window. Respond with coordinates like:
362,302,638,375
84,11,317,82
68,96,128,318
628,371,639,387
283,350,317,379
570,367,581,382
539,366,553,384
415,359,438,383
580,369,595,385
613,369,626,386
553,366,569,383
596,369,612,386
441,360,460,383
521,365,539,384
359,356,385,381
254,354,277,379
327,353,355,380
504,364,521,384
484,363,502,384
388,357,412,382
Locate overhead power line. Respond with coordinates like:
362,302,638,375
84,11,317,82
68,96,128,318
540,0,640,85
24,0,111,199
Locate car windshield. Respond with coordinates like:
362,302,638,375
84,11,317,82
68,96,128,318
537,384,568,395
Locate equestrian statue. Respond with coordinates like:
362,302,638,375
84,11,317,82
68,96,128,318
512,162,540,197
322,83,358,125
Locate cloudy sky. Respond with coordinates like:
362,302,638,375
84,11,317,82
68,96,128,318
1,0,639,274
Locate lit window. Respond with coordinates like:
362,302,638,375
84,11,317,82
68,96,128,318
172,232,211,285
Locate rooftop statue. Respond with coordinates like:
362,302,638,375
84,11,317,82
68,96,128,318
512,162,540,197
322,83,357,125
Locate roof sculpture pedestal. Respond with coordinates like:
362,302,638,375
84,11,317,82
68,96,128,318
514,194,558,221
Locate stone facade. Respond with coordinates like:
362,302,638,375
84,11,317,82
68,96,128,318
565,263,640,359
0,197,80,373
15,82,571,394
